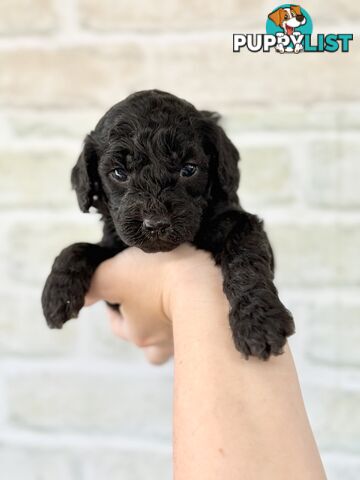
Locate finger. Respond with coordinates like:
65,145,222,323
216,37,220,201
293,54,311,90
142,344,174,365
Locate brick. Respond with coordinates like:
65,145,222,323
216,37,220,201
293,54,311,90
6,371,172,438
6,110,102,140
85,450,171,480
304,301,360,367
218,103,360,135
2,39,359,109
3,216,101,287
0,149,76,208
0,45,146,108
304,140,360,208
310,2,360,25
222,105,338,133
238,145,294,205
146,37,360,107
0,291,79,356
339,106,360,129
267,222,360,287
0,0,57,35
0,447,79,480
304,385,360,452
79,0,267,31
2,108,356,146
78,1,360,31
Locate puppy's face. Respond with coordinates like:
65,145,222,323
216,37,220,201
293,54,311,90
268,6,306,35
98,117,210,252
72,90,240,253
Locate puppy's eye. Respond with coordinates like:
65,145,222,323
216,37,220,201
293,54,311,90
180,164,198,178
110,167,128,182
284,14,289,20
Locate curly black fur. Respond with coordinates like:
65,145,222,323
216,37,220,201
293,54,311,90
42,89,294,360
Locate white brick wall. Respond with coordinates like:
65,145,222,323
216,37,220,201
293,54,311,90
0,1,359,478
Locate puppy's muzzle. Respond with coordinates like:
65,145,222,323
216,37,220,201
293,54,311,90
296,14,305,22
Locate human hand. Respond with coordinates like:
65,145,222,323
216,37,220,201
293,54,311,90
84,243,222,365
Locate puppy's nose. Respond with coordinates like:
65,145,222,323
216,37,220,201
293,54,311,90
296,14,304,22
143,217,170,232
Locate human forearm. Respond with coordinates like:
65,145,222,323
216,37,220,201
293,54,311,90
170,274,326,480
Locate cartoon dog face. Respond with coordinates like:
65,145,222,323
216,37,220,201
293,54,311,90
268,5,306,35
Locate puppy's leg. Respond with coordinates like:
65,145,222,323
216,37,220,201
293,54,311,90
42,243,121,329
197,210,294,360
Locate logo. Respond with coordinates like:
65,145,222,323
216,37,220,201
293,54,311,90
266,4,312,53
233,4,353,54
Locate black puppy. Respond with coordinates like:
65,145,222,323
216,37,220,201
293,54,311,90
42,90,294,360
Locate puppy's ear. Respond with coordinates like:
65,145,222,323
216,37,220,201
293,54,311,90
268,8,282,26
71,134,103,213
199,111,240,206
291,5,301,16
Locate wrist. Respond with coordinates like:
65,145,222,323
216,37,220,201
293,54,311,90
163,250,229,327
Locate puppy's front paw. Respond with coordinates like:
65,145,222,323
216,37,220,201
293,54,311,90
229,291,295,360
41,271,87,329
